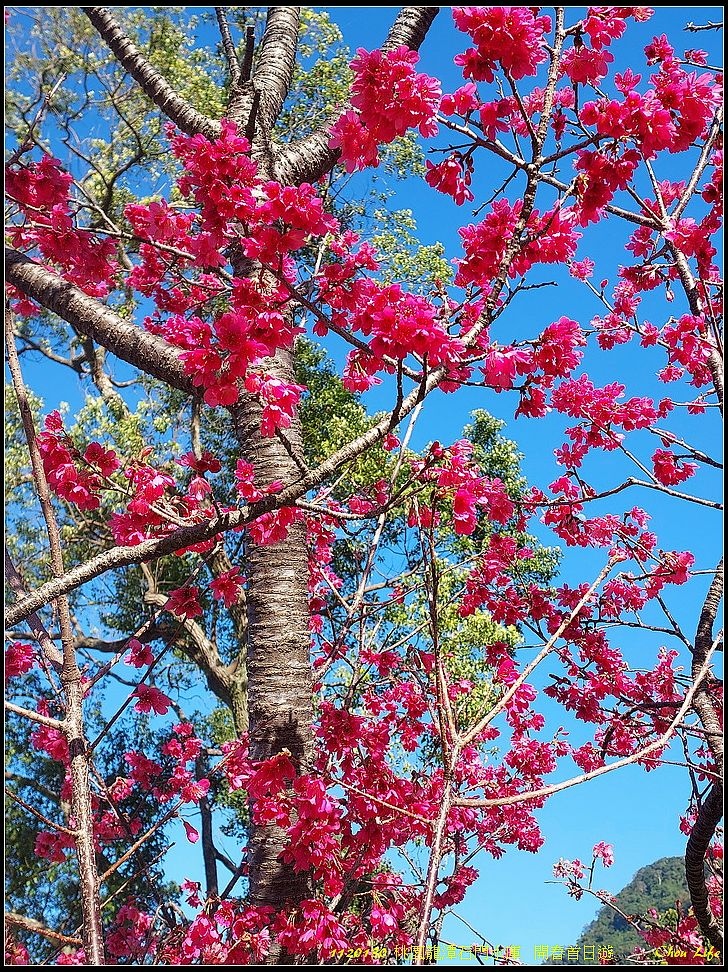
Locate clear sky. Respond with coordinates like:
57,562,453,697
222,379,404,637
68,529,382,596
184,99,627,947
7,5,723,965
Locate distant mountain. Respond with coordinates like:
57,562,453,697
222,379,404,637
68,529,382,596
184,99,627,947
546,856,689,965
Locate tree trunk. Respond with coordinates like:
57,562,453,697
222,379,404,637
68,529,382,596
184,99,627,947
230,345,313,922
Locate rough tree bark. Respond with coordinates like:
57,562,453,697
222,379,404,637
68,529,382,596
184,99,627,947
230,355,314,916
5,249,192,392
224,6,316,923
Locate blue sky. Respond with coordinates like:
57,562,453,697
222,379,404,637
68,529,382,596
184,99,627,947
7,5,723,964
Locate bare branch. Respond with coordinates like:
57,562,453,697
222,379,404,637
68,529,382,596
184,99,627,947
197,756,219,898
5,770,62,805
5,549,64,673
142,590,234,711
684,21,723,32
5,912,83,948
216,7,242,87
5,787,77,837
5,701,64,730
241,25,256,83
684,559,724,952
16,333,86,372
692,558,724,772
7,74,68,166
5,508,245,628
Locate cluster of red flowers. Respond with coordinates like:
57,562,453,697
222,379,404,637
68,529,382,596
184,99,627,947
409,439,516,536
129,126,320,414
37,411,120,510
453,7,552,82
4,641,35,682
581,53,721,159
551,376,673,466
425,154,475,205
330,46,441,171
456,200,582,290
6,156,118,297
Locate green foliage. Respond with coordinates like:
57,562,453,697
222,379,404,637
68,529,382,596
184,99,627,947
371,208,452,293
456,411,560,582
437,569,516,727
296,339,393,489
380,130,427,179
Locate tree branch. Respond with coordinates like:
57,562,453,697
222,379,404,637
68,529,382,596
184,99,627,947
455,640,719,810
5,701,64,731
684,21,723,32
273,6,439,185
692,558,724,773
5,248,193,393
5,549,64,673
241,25,256,83
16,333,85,373
252,6,301,130
215,7,242,88
4,512,246,628
684,558,724,953
196,756,219,898
6,275,496,631
142,590,234,711
5,770,62,805
685,783,724,955
82,7,220,139
5,307,105,964
5,912,83,948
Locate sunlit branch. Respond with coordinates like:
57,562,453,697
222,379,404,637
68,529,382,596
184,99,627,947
456,638,719,809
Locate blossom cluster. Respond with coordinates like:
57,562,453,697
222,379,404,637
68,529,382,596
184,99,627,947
330,46,441,171
6,156,118,297
37,411,120,510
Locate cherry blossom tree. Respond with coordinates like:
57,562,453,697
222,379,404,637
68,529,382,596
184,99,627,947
4,5,723,966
